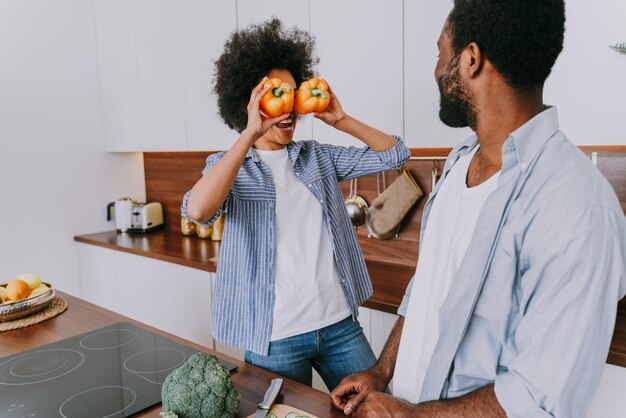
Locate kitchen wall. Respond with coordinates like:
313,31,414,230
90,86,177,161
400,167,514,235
93,0,626,153
0,0,145,295
406,0,626,148
544,0,626,145
0,0,623,295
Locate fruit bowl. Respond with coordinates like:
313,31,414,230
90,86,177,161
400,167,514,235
0,283,55,322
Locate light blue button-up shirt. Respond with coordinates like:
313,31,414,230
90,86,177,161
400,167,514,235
398,107,626,417
182,138,410,355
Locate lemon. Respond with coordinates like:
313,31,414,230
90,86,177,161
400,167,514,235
17,273,42,290
29,285,50,298
0,286,6,303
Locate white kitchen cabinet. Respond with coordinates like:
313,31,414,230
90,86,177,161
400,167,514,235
360,307,398,392
95,0,188,151
133,0,187,151
77,243,214,349
94,0,143,151
94,0,237,151
95,0,403,151
183,0,238,151
587,364,626,417
309,0,404,146
368,308,398,358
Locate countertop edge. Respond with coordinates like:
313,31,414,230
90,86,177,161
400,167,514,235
74,231,626,369
74,232,217,273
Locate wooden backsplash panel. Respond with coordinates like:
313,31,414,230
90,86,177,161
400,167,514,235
144,146,626,310
144,151,218,234
580,146,626,214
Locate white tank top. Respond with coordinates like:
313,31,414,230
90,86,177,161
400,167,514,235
394,146,500,401
255,147,351,341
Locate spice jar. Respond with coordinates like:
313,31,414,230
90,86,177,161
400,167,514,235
196,224,212,239
180,216,196,236
211,214,225,241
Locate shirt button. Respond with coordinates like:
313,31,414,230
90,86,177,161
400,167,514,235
319,199,324,204
307,184,312,187
296,172,300,176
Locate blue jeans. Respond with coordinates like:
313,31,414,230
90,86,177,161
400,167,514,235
245,316,376,391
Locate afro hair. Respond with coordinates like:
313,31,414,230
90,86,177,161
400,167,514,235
213,18,318,133
448,0,565,89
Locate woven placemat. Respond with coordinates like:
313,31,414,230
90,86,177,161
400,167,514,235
0,297,67,332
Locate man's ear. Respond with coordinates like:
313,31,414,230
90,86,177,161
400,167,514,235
464,42,483,79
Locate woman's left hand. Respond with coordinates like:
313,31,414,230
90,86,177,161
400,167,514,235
313,85,348,127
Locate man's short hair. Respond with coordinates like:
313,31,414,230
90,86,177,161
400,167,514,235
448,0,565,89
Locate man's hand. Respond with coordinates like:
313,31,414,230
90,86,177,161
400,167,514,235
330,369,388,415
351,392,416,417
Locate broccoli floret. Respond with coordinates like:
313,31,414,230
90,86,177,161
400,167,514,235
161,352,240,418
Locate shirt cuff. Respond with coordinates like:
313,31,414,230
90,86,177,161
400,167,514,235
180,191,192,221
397,294,411,317
494,372,552,418
396,276,415,317
376,135,411,169
181,190,224,226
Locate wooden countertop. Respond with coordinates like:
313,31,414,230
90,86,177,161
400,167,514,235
75,230,220,273
0,291,344,418
74,230,394,312
74,230,626,369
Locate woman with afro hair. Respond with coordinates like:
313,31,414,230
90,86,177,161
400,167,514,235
182,18,410,390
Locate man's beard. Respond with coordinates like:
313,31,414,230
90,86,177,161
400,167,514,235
437,59,477,130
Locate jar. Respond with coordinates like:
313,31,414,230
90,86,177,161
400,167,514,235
211,214,225,241
196,224,212,239
180,216,196,236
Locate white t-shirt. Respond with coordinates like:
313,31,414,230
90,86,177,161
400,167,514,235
255,148,351,341
393,146,500,402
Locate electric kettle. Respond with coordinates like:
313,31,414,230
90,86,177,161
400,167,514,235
107,197,136,232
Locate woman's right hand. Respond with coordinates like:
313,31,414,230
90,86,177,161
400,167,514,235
243,77,290,141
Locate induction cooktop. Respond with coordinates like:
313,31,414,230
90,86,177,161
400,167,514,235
0,322,237,418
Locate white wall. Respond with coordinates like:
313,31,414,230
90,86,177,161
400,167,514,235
0,0,145,295
405,0,626,148
404,0,472,148
545,0,626,145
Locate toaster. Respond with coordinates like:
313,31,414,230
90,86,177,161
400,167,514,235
130,202,164,232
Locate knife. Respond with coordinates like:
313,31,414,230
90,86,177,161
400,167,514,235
254,378,283,418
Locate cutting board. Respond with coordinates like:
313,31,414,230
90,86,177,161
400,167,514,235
246,403,319,418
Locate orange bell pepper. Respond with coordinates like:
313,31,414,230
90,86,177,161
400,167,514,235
260,78,294,117
295,78,330,114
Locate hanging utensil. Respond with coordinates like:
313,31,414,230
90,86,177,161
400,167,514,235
431,158,440,190
366,171,401,240
344,177,368,227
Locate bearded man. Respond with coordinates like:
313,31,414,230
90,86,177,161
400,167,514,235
331,0,626,416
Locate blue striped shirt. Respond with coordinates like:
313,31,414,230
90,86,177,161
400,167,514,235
182,138,410,355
